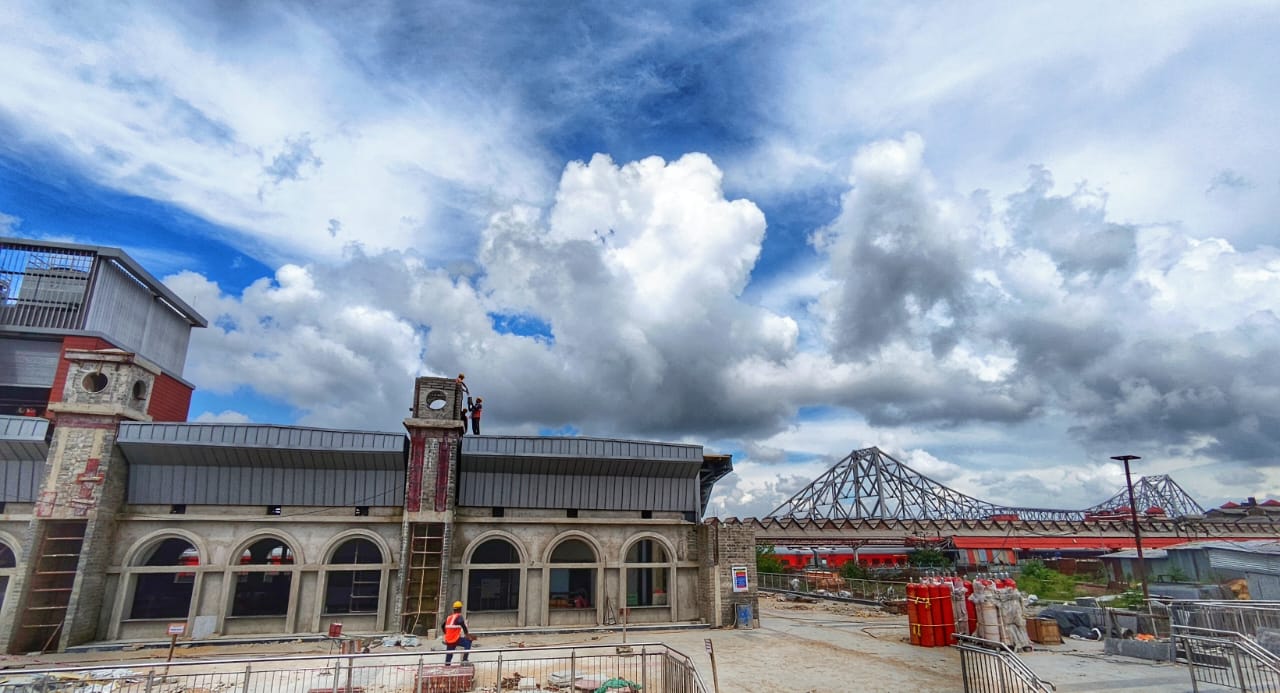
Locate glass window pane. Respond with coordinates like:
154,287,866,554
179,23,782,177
130,573,195,619
625,540,667,563
136,538,197,567
549,568,594,608
0,543,15,569
472,538,520,564
331,538,382,564
467,568,520,611
324,570,380,614
626,567,669,606
550,539,595,563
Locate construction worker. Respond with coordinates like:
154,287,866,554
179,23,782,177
456,373,469,397
442,600,474,665
470,397,483,435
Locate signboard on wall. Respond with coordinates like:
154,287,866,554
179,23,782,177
731,565,749,592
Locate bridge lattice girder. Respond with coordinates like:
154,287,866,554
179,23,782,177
767,447,1204,522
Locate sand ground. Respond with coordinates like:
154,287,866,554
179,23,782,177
1,597,1199,693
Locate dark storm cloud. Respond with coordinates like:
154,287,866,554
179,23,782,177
1064,326,1280,463
819,135,973,361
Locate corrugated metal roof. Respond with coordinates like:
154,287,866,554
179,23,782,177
118,423,404,476
1099,549,1170,560
0,415,49,442
119,422,404,452
0,415,48,502
462,435,702,461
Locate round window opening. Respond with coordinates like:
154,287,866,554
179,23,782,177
132,380,148,400
82,372,109,393
426,390,448,411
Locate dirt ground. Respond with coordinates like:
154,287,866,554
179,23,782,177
1,596,1199,693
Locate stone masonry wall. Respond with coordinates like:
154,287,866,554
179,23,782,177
697,522,758,627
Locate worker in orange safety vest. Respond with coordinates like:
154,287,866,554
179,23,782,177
443,600,475,664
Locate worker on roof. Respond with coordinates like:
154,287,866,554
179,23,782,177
456,373,469,396
469,397,483,435
442,600,475,665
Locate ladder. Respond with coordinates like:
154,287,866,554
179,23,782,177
12,521,86,654
401,523,444,635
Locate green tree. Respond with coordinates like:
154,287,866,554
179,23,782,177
756,545,784,574
908,547,952,568
840,560,869,580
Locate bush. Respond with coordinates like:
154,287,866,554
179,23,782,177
909,548,952,568
840,561,869,580
756,545,784,574
1016,560,1077,601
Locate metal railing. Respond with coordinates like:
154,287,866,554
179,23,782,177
956,634,1055,693
758,571,907,602
1173,625,1280,692
1158,600,1280,639
0,641,708,693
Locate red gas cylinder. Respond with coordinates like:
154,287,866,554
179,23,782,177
918,581,935,647
941,582,956,645
930,582,952,646
906,582,921,646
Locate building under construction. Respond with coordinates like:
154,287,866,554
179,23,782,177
0,237,749,653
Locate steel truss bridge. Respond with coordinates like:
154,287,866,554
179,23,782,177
768,446,1207,522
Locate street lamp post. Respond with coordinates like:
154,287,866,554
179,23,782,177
1112,454,1149,604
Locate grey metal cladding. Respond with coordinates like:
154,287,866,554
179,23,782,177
458,470,699,512
0,338,62,387
461,435,702,461
118,422,404,452
0,415,49,502
118,422,406,506
84,261,197,376
0,415,50,442
127,462,404,506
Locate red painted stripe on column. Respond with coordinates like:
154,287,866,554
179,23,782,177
407,430,425,512
434,439,450,512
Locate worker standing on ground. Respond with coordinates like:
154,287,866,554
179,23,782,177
470,397,483,435
442,600,475,665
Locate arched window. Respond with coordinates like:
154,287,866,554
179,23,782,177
324,538,383,615
467,538,520,612
550,538,597,609
0,541,16,615
128,538,197,619
232,538,295,617
624,539,670,607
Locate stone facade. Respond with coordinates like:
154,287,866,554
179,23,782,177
0,368,749,650
697,522,759,627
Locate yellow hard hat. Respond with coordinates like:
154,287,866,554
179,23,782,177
453,601,463,609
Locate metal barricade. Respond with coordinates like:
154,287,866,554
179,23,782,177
1173,625,1280,692
1160,600,1280,639
956,634,1055,693
0,641,708,693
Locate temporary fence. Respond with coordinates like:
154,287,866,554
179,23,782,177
757,571,907,602
956,634,1055,693
1173,624,1280,692
1157,600,1280,639
0,642,708,693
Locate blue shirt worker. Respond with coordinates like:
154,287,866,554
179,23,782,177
443,601,474,664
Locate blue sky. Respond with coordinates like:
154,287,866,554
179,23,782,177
2,1,1279,517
